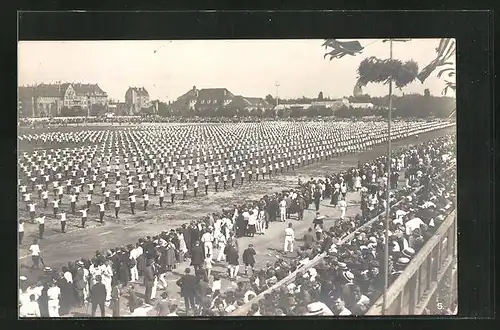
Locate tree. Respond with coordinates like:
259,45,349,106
141,106,155,116
324,38,456,118
254,108,263,118
90,103,107,116
318,91,324,100
318,106,333,117
349,94,372,103
265,94,276,106
218,106,238,118
306,107,320,117
263,108,275,118
157,102,171,117
290,107,302,118
238,108,250,117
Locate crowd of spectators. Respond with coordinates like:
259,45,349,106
241,135,456,316
19,133,455,317
18,115,444,128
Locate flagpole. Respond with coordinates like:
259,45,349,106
382,38,393,316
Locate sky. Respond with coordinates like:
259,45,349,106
18,39,455,102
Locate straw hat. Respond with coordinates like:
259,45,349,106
337,262,348,270
396,257,410,266
402,247,415,258
342,271,354,283
304,302,326,316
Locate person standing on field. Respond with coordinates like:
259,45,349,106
36,215,46,239
279,198,287,222
114,199,120,219
170,185,176,204
79,208,88,228
97,202,105,223
29,239,41,269
283,223,295,253
159,187,165,207
90,275,107,317
18,219,25,245
57,212,67,233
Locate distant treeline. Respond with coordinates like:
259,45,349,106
49,92,455,119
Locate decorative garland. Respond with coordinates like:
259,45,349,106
356,57,419,90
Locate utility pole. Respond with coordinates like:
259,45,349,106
275,82,280,118
382,38,410,316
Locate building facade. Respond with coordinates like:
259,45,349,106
125,87,150,115
170,86,271,114
18,83,108,117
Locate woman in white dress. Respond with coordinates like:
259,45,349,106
47,281,61,317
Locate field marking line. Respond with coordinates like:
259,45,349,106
98,230,113,236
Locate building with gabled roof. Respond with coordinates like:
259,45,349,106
18,82,108,117
170,86,271,114
125,87,150,115
227,96,272,113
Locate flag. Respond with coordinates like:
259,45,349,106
417,38,455,83
323,39,364,60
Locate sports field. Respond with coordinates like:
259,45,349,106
18,122,455,316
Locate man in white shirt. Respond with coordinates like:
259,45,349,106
97,202,106,223
19,294,41,317
129,195,136,215
284,223,295,253
52,199,60,217
80,208,88,228
47,282,61,317
333,297,352,316
159,187,165,207
41,190,49,209
114,199,121,218
28,202,36,221
143,193,149,210
69,193,77,215
58,212,67,233
201,230,214,258
129,245,141,282
338,198,347,220
35,216,45,239
405,216,426,236
18,219,25,245
29,239,41,269
279,199,287,222
193,181,199,197
169,185,176,204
